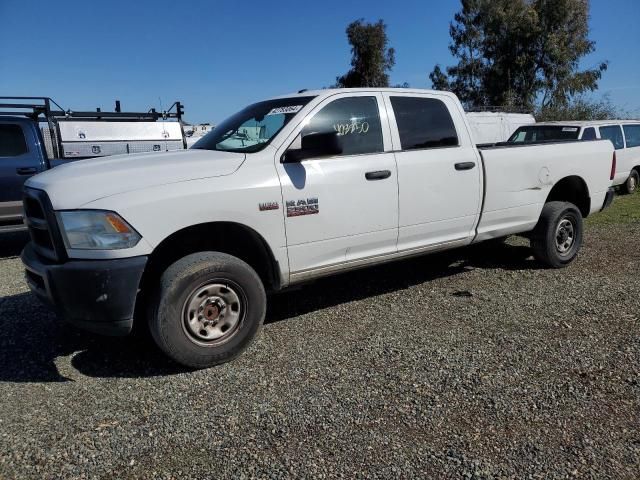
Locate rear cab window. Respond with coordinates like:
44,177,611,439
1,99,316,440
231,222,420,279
599,125,625,150
622,124,640,148
507,125,580,143
581,127,597,140
389,96,458,150
0,124,29,157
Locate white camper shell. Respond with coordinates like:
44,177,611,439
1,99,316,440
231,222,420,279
466,112,536,144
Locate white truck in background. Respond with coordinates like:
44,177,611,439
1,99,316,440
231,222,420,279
466,111,536,144
21,88,615,368
508,120,640,194
184,123,215,148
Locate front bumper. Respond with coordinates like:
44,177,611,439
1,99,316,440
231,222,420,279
601,187,615,212
21,243,147,336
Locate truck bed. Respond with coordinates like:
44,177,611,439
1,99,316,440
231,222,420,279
474,139,614,241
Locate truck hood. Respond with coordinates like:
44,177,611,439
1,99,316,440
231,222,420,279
26,149,246,209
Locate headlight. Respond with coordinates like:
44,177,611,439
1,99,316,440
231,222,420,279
56,210,141,250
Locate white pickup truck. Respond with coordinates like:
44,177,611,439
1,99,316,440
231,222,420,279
21,88,616,368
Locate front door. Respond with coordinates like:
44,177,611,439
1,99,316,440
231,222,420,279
276,93,398,276
0,122,44,223
383,93,482,251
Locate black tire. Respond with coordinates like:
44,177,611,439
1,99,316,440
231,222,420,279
623,169,639,195
148,252,266,369
531,201,583,269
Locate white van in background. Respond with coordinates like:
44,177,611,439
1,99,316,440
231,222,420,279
466,112,536,145
508,121,640,194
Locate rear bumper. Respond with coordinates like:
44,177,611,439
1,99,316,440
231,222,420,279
21,243,147,336
601,187,615,212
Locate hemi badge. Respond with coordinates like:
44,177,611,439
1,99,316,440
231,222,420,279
259,202,279,211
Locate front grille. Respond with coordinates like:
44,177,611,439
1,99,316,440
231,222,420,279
23,188,66,263
23,196,45,220
25,269,46,292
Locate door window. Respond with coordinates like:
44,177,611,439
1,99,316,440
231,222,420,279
599,125,625,150
300,96,384,156
582,127,596,140
390,97,459,150
0,124,28,157
623,125,640,148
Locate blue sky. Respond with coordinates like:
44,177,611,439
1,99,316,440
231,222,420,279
1,0,638,123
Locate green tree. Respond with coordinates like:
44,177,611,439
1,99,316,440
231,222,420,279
535,95,623,122
335,19,395,88
430,0,607,110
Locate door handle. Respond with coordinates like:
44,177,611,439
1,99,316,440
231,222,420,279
365,170,392,181
16,167,37,175
454,162,476,171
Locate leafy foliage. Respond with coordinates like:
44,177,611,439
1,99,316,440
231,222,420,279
535,95,623,122
335,19,395,88
430,0,608,110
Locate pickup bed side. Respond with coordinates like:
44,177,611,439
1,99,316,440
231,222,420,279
475,140,614,241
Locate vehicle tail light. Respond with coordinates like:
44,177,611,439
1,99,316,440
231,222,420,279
610,152,616,181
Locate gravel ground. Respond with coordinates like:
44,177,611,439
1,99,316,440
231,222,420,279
0,219,638,479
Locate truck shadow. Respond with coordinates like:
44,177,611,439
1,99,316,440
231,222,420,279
0,231,29,259
266,241,538,323
0,292,185,382
0,242,536,382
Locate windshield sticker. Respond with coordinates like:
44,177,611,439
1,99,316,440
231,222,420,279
267,105,304,116
562,127,579,132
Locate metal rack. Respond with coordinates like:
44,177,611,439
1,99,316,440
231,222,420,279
0,96,184,121
0,97,186,159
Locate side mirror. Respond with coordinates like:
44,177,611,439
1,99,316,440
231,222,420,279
282,131,343,163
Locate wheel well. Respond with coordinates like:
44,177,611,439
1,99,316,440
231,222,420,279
140,222,281,296
545,176,591,217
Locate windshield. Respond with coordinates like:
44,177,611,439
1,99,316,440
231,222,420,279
507,125,581,143
192,96,316,153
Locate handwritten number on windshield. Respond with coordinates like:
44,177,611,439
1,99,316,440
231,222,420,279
333,121,370,136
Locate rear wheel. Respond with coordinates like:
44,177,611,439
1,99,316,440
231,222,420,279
531,201,583,268
148,252,266,369
623,169,639,194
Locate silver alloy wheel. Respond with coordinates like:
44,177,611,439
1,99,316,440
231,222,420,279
555,218,575,255
182,282,243,345
629,174,638,192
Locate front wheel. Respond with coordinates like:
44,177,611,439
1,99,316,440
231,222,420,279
531,201,583,269
148,252,266,369
623,170,639,195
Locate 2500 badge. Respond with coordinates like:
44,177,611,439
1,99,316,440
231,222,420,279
286,198,319,217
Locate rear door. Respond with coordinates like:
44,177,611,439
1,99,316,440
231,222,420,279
383,93,482,251
598,125,627,185
277,92,399,275
0,121,44,223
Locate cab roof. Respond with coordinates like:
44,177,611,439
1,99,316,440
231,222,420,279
271,87,459,101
